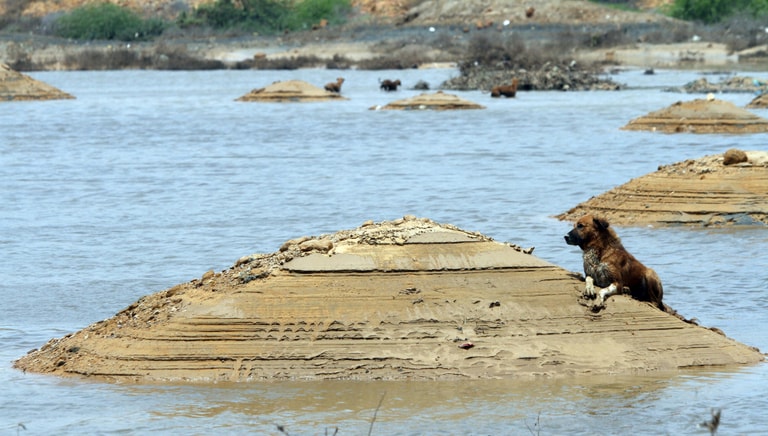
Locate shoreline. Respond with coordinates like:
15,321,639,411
2,24,767,73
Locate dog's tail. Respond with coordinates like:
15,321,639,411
646,269,665,311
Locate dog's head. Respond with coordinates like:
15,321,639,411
564,214,611,249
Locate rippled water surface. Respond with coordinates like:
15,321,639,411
2,68,767,434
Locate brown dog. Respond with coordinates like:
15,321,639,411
324,77,345,93
565,214,664,311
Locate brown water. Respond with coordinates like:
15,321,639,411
1,68,766,434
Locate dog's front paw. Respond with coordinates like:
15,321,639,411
584,276,596,299
591,293,606,312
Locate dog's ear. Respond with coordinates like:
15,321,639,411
593,216,610,231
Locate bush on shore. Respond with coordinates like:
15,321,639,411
177,0,351,34
667,0,768,24
53,3,165,41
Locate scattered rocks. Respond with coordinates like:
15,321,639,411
442,61,623,92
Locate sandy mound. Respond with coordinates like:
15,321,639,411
665,76,768,94
236,80,348,102
371,91,485,110
746,93,768,109
14,216,762,383
621,98,768,133
0,63,74,101
557,150,768,227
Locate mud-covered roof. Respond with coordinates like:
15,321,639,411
557,150,768,227
0,63,74,101
236,80,348,102
14,216,762,383
371,91,485,110
621,98,768,133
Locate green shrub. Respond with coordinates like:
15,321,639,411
54,3,165,41
289,0,352,30
181,0,290,32
179,0,351,33
667,0,768,24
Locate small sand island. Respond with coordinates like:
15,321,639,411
621,98,768,133
14,216,762,383
665,76,768,94
371,91,485,110
236,79,348,102
0,63,74,101
746,93,768,109
557,150,768,227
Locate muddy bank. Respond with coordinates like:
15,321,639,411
14,216,763,383
557,151,768,227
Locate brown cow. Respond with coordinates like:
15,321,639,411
380,79,401,91
565,214,664,312
490,78,518,98
324,77,345,93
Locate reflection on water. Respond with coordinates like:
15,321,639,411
1,69,767,434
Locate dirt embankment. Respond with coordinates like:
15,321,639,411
558,150,768,227
0,0,688,73
14,216,763,383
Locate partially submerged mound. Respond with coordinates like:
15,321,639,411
621,98,768,133
746,92,768,109
0,63,74,101
371,91,484,110
236,80,348,102
557,150,768,227
15,216,762,383
665,76,768,94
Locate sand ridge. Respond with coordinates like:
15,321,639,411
14,216,763,383
558,151,768,227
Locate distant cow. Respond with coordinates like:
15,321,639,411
525,7,535,18
380,79,401,91
491,78,518,98
324,77,345,93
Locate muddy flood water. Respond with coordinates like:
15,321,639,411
2,67,767,435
